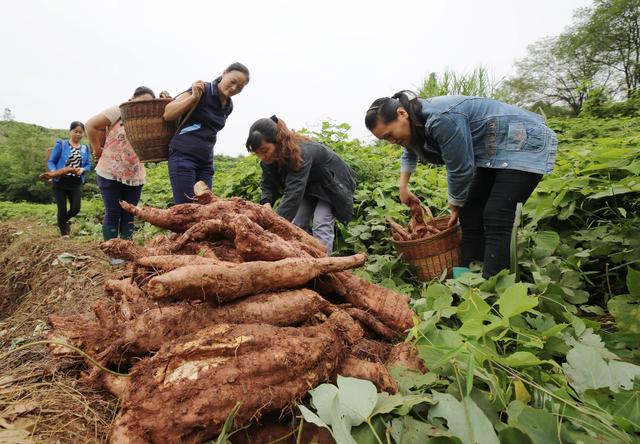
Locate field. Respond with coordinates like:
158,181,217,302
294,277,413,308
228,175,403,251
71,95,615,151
0,115,639,443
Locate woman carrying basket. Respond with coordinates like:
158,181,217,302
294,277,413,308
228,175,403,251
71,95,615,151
245,115,356,254
86,86,157,249
163,63,250,204
365,91,557,278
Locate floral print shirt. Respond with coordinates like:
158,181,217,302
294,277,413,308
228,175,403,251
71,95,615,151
95,105,145,186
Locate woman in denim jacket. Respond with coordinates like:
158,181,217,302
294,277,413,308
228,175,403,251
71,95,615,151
44,121,92,237
245,115,357,254
365,91,557,278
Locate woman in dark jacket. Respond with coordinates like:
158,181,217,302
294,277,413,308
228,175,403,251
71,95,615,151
163,62,249,204
245,116,356,254
365,91,557,278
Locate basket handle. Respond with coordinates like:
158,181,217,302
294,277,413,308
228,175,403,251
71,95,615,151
174,97,200,135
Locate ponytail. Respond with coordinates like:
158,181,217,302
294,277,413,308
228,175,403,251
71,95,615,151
365,90,425,148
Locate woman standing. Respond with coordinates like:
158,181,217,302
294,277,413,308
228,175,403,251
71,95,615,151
365,91,557,278
86,86,156,245
245,116,357,254
163,63,250,204
45,121,91,237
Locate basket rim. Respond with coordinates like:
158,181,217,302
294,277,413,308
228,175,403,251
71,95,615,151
119,97,173,109
392,217,460,247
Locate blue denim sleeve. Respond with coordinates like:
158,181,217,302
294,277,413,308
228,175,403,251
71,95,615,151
47,140,63,171
428,113,475,206
400,147,417,173
82,146,92,172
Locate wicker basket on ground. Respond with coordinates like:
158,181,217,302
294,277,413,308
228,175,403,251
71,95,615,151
119,98,176,163
392,216,462,281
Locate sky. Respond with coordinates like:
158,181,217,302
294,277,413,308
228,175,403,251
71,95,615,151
1,0,592,156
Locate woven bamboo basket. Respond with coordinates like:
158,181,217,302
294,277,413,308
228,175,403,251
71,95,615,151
119,98,176,162
392,216,462,281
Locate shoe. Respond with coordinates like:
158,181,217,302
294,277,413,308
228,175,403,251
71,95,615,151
119,222,135,240
61,235,70,239
102,225,119,241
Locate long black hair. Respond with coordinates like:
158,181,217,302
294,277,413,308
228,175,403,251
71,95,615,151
365,90,426,149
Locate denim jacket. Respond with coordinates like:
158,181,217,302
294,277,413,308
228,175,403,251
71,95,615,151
400,96,557,206
47,139,92,183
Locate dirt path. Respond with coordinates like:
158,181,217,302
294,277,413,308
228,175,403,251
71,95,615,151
0,221,119,443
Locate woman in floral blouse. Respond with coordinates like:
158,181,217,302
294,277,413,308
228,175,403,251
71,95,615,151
86,86,156,247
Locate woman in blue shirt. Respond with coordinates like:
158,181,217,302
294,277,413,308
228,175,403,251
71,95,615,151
163,62,249,204
44,121,92,237
365,91,557,278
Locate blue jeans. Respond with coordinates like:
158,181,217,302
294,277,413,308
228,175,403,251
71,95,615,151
292,198,335,254
168,151,214,204
97,175,143,229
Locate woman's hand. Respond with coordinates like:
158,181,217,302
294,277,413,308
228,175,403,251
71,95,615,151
399,187,419,206
74,167,85,176
263,202,272,209
447,203,459,227
191,81,205,101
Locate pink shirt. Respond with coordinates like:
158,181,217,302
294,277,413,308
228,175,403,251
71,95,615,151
95,105,146,186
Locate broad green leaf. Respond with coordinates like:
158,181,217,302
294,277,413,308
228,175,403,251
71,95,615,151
336,376,377,426
390,416,452,444
351,415,387,444
456,293,491,323
563,344,612,394
608,295,640,334
371,392,432,417
330,395,357,444
628,267,640,297
425,283,454,311
563,343,640,395
428,392,499,444
498,284,538,319
498,427,534,444
298,405,329,430
532,231,560,258
506,401,560,444
308,383,338,424
501,351,544,367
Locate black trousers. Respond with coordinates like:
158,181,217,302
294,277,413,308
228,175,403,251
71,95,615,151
459,168,542,278
52,184,82,236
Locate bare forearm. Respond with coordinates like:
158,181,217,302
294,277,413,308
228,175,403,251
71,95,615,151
163,94,198,121
399,172,412,191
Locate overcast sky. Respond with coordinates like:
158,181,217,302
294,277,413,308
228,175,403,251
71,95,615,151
1,0,591,156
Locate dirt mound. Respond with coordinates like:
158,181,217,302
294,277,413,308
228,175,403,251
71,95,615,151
0,222,119,443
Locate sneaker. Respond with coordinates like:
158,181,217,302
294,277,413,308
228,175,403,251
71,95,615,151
61,235,70,239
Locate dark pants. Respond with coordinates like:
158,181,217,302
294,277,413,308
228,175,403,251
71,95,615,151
97,176,143,233
52,184,81,236
459,168,542,278
168,151,214,204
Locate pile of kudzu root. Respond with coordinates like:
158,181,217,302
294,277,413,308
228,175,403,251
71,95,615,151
46,182,426,444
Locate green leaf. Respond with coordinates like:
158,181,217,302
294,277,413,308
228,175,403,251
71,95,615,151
428,392,499,444
336,376,377,426
608,295,640,334
456,293,491,323
371,392,432,417
506,401,560,444
498,284,538,319
390,416,453,444
308,383,338,424
500,351,544,368
298,404,329,430
330,395,357,444
563,343,640,395
628,267,640,297
425,283,454,311
498,427,534,444
532,231,560,258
